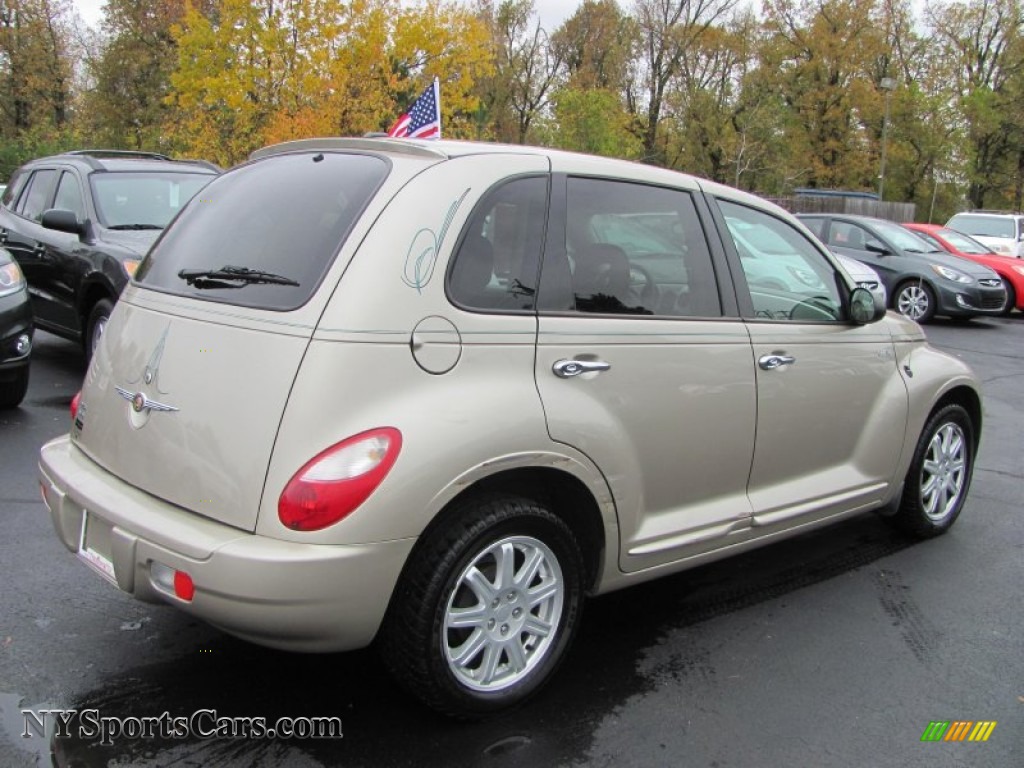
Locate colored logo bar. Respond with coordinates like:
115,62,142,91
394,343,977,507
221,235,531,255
921,721,997,742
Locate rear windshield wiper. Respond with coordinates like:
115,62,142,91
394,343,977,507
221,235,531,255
108,224,164,230
177,265,300,289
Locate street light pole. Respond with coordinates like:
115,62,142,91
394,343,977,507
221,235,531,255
878,76,896,201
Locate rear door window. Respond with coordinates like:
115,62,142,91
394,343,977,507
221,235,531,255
17,169,58,221
136,152,389,310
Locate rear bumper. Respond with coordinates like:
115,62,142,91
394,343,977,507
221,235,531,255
39,435,414,652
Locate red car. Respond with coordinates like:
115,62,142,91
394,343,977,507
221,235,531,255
903,222,1024,314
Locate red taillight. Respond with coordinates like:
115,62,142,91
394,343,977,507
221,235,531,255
70,391,81,420
173,571,195,601
278,428,402,531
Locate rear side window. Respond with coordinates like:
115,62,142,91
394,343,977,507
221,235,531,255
136,152,388,310
447,176,548,312
559,178,720,317
17,169,58,221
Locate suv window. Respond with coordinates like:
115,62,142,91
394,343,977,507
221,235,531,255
720,200,843,322
18,169,58,221
136,152,388,311
53,171,86,219
560,178,720,317
91,172,214,229
448,176,547,312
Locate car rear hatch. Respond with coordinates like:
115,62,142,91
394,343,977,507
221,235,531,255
70,143,443,532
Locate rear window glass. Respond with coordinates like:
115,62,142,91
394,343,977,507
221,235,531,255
947,214,1016,239
136,152,388,310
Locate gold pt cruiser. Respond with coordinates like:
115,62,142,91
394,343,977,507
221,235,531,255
39,139,981,717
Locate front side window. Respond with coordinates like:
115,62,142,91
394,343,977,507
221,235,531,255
136,152,388,310
826,221,874,252
18,169,57,221
557,178,720,317
447,176,547,312
91,171,214,229
719,200,843,322
53,171,86,220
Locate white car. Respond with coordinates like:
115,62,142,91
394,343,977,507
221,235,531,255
946,211,1024,258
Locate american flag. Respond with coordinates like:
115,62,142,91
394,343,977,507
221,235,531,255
387,79,441,139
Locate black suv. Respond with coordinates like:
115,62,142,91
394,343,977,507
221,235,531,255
0,151,217,357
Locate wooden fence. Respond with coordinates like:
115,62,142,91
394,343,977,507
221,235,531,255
764,195,916,223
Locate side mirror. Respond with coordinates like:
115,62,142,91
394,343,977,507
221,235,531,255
41,209,84,237
865,241,890,256
850,286,887,325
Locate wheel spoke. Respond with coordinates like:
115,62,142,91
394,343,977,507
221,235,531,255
522,613,553,638
464,566,497,604
514,547,545,589
527,579,559,608
494,542,516,591
450,628,488,668
478,643,503,685
446,603,487,630
505,639,529,673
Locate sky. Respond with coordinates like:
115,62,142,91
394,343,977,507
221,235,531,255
73,0,585,33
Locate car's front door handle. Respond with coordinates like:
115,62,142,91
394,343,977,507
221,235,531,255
552,358,611,378
758,354,796,370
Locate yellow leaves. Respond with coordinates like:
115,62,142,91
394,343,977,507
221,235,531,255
163,0,495,161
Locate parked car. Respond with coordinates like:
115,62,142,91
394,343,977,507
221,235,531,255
798,213,1006,323
945,210,1024,258
0,150,218,358
40,139,982,717
833,253,887,305
0,246,33,408
902,222,1024,314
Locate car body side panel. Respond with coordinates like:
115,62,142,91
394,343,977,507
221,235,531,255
745,319,909,525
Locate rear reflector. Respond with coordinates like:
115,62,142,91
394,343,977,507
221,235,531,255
70,391,81,420
174,571,195,602
279,427,402,531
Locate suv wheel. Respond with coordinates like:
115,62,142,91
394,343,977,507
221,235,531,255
890,404,975,538
85,298,114,360
894,281,935,323
380,494,584,718
0,366,29,409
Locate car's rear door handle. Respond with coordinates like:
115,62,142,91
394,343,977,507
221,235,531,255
552,359,611,378
758,354,796,370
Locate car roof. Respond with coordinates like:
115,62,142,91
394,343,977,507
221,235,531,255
250,137,787,217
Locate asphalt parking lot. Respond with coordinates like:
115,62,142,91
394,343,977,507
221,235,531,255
1,319,1022,768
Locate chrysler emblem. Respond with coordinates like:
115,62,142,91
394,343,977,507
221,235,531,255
116,387,178,414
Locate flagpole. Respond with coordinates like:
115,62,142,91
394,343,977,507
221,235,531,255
433,77,442,140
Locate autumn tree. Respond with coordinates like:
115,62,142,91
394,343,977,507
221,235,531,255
927,0,1024,208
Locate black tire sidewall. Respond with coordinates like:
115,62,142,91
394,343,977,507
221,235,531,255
386,496,585,717
85,298,114,359
898,404,975,536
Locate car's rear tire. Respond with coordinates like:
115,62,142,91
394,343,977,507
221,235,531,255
0,366,29,409
890,404,975,538
1000,279,1016,316
894,281,936,323
379,494,585,718
85,298,114,361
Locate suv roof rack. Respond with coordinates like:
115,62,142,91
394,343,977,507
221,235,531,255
66,149,173,161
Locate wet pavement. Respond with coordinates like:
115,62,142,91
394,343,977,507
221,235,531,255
1,320,1022,768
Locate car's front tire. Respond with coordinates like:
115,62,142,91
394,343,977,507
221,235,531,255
894,280,936,323
891,404,975,538
1000,279,1016,316
0,365,29,409
379,494,584,718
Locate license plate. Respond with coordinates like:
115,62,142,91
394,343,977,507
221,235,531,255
78,510,116,584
